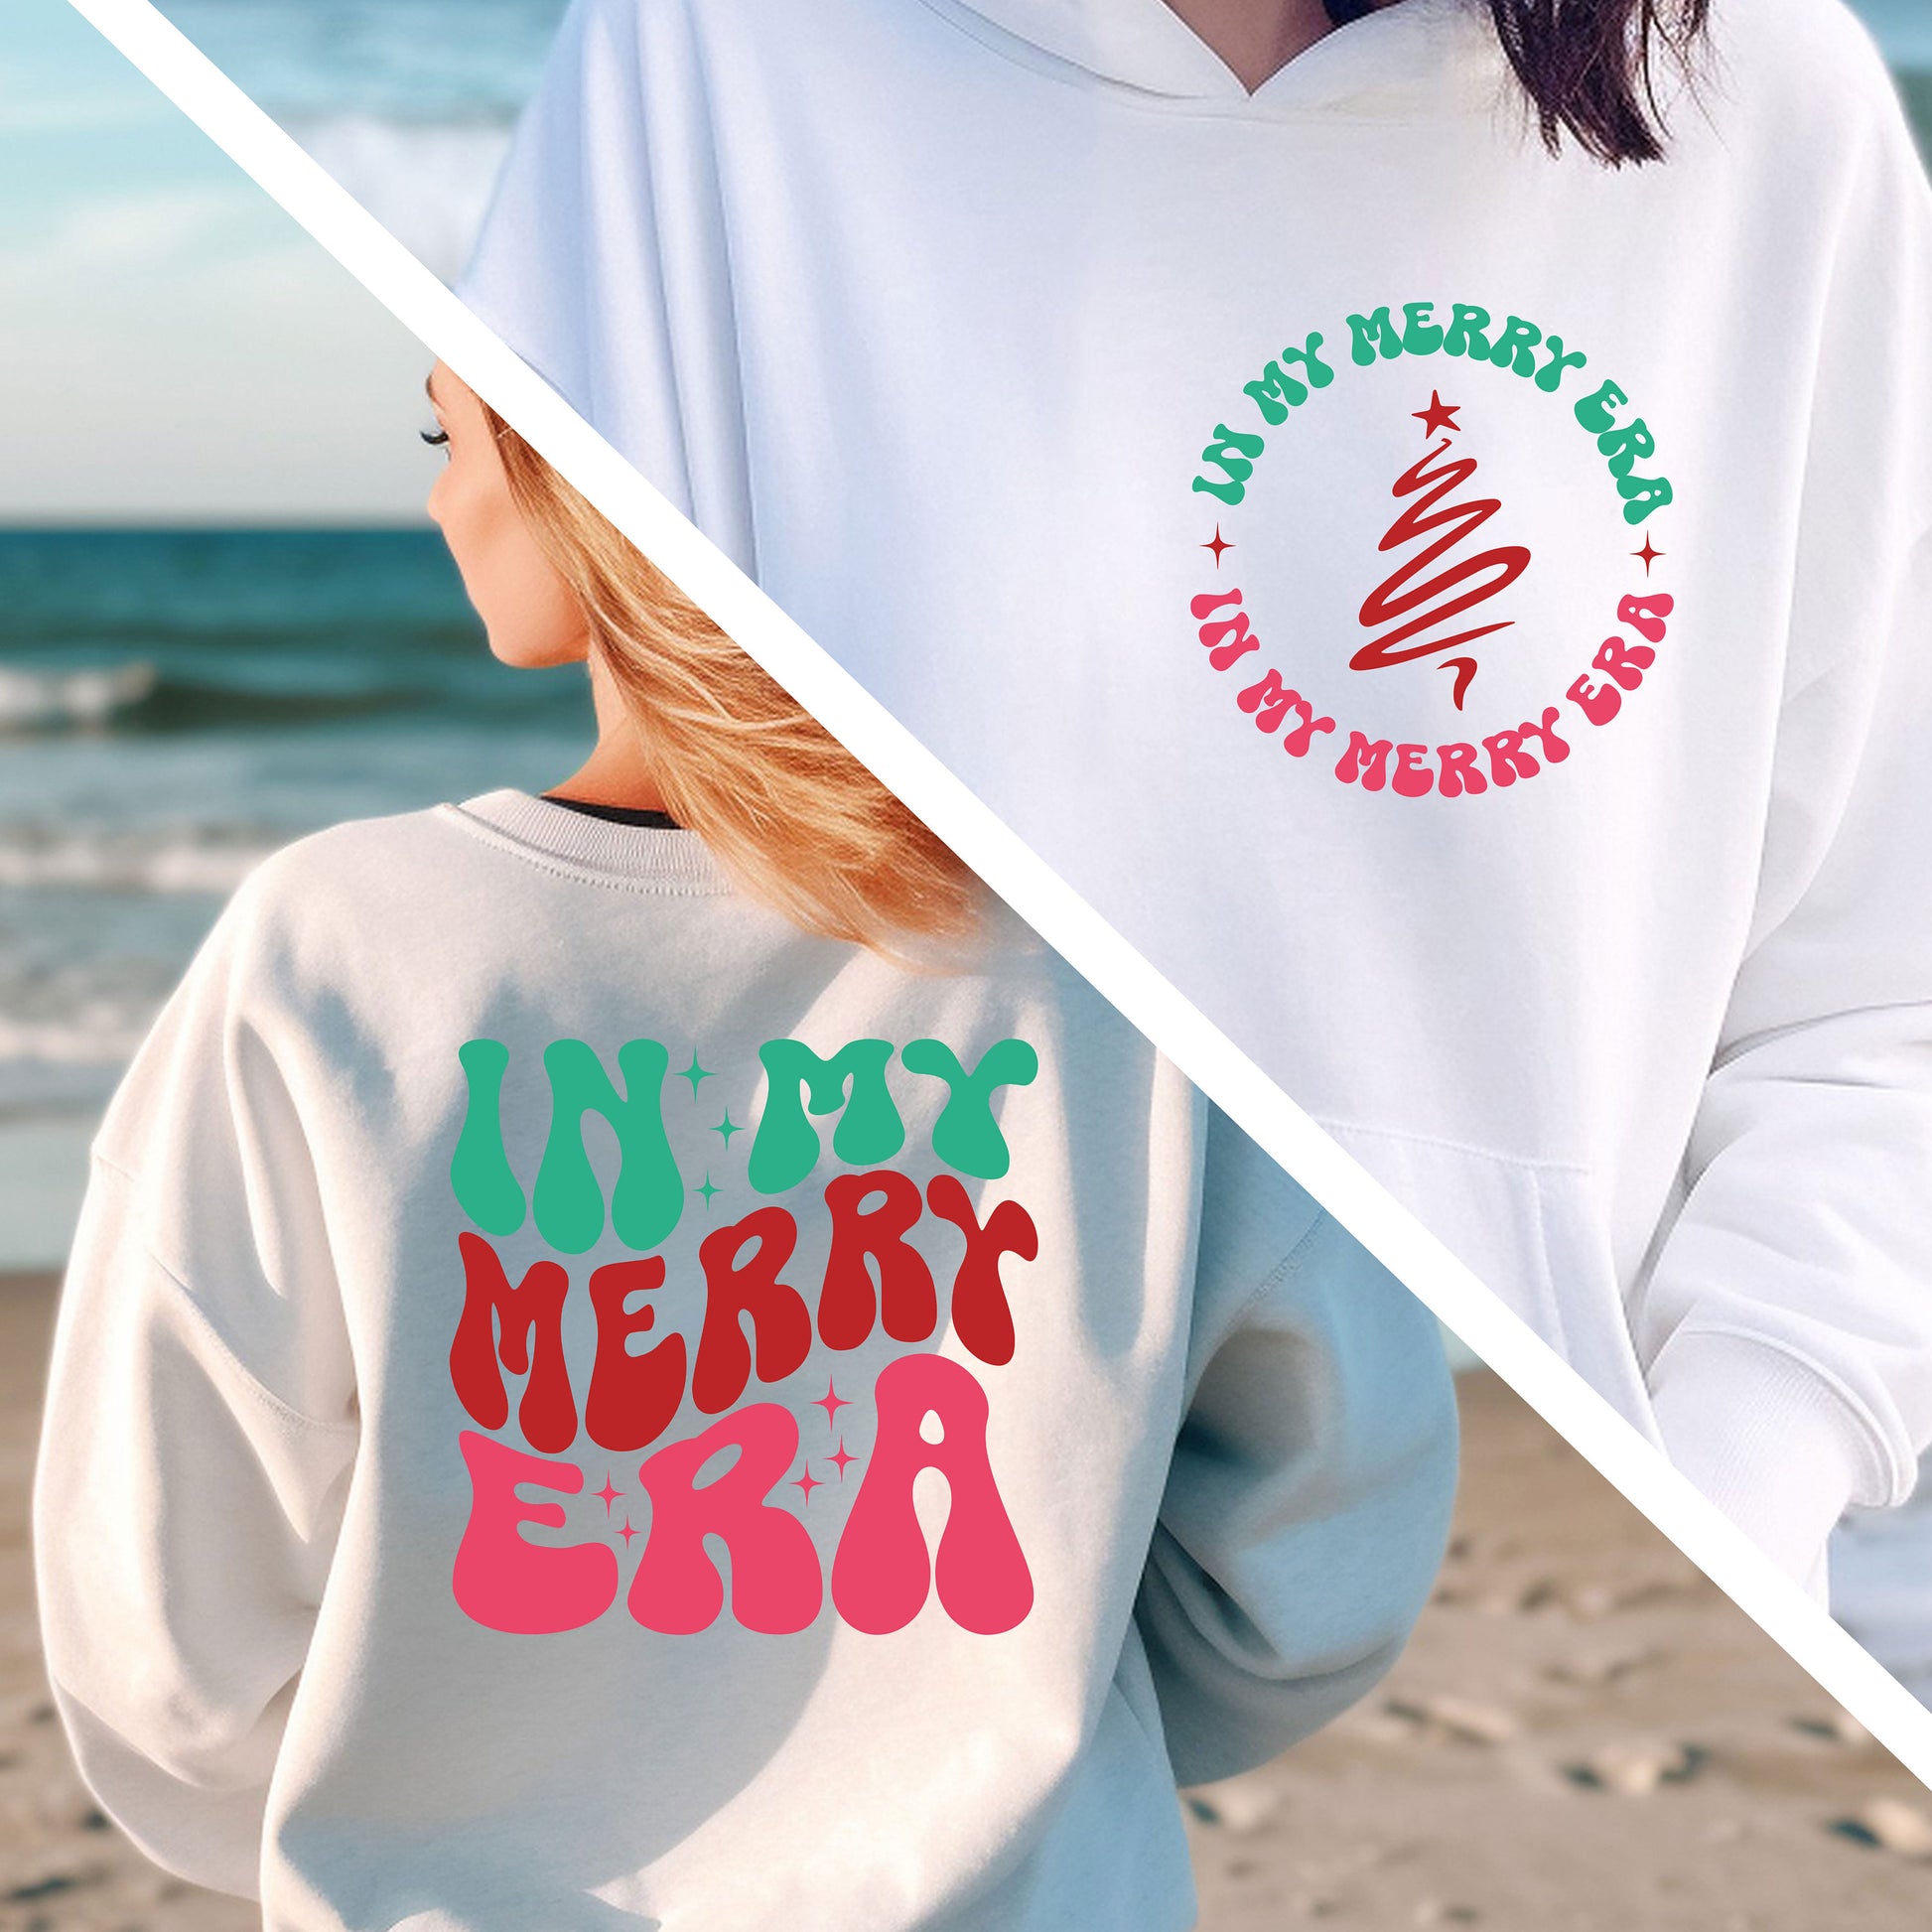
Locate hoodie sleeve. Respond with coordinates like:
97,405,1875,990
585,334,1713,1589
1135,1107,1457,1788
31,868,359,1899
1639,68,1932,1594
455,0,759,572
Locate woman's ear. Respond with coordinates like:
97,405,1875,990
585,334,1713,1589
424,366,588,669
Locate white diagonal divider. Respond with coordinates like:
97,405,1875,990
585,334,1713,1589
63,0,1932,1788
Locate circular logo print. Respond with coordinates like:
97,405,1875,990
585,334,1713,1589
1185,297,1676,801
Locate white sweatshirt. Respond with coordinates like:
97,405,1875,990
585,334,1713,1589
32,791,1455,1932
457,0,1932,1584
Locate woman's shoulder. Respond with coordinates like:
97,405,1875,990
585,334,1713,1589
235,803,476,911
209,803,510,982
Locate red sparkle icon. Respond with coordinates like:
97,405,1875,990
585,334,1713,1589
813,1380,849,1429
1413,390,1461,437
1632,533,1664,574
829,1440,857,1479
793,1464,822,1503
616,1516,639,1547
1202,525,1233,566
594,1475,621,1513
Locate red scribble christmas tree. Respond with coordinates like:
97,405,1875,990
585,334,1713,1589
1353,392,1532,711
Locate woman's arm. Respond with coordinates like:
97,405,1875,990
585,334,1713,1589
32,870,358,1897
1637,66,1932,1593
1134,1108,1458,1788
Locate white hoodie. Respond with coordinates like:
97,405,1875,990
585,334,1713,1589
32,792,1454,1932
457,0,1932,1585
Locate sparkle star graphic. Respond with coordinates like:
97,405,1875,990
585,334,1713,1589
1202,525,1233,566
829,1441,858,1479
793,1464,822,1503
595,1475,622,1514
695,1173,721,1207
677,1051,712,1095
813,1380,850,1429
1414,390,1461,437
1631,533,1664,575
616,1516,639,1547
714,1110,741,1146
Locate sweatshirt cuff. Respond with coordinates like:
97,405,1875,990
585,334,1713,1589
1649,1331,1876,1601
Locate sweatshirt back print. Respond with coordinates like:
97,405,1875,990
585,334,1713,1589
457,0,1932,1582
32,791,1456,1932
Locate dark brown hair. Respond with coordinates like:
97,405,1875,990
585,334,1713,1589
1326,0,1713,165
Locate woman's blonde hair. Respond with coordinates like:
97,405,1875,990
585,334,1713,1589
482,405,979,956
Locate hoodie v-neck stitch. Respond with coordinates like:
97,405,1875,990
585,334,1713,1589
910,0,1500,124
1155,0,1397,102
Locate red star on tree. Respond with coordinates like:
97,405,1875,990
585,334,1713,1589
792,1464,821,1503
616,1516,639,1547
1413,391,1461,437
1631,533,1664,574
1202,525,1233,566
813,1380,849,1429
594,1475,621,1513
829,1441,857,1479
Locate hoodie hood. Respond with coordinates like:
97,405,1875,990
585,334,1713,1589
921,0,1502,113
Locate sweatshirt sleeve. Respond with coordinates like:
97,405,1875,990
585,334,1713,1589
31,868,360,1899
1639,69,1932,1593
1135,1107,1458,1788
455,0,759,571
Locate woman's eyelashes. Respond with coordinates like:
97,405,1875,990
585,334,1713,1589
420,426,451,448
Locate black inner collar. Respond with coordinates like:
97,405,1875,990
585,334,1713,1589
541,793,683,832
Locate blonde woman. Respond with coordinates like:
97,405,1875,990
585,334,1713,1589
31,363,1455,1932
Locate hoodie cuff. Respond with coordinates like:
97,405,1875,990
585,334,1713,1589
1649,1331,1877,1601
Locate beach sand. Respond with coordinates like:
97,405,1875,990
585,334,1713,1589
3,1270,1928,1929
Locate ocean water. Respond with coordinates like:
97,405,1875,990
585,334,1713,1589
152,0,1930,280
162,0,573,278
0,529,593,1266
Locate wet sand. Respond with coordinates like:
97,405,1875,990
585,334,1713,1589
3,1272,1927,1929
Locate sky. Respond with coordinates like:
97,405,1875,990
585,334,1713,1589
0,0,1922,526
0,0,444,523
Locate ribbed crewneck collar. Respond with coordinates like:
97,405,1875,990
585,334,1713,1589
439,789,735,895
